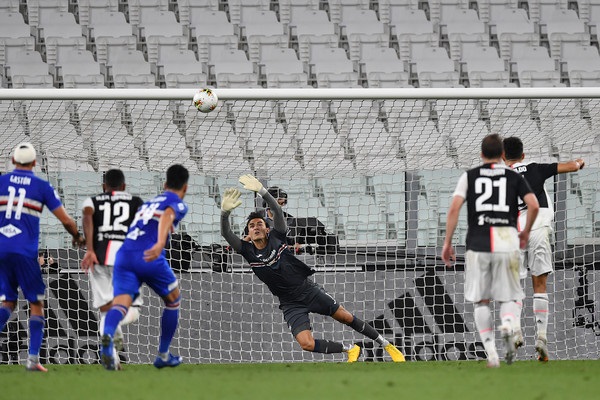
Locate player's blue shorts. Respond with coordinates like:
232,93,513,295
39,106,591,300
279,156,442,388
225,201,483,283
0,253,45,303
113,249,178,299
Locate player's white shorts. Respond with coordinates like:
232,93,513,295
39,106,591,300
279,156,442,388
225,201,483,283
464,250,525,303
520,226,553,279
89,265,143,309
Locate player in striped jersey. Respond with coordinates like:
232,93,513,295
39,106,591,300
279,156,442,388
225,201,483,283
503,136,585,362
81,169,145,365
0,143,85,372
100,164,189,370
442,134,540,367
221,174,405,363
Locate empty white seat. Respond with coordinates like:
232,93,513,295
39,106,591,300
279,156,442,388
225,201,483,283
428,0,470,25
227,0,271,25
565,45,600,86
327,0,370,25
278,0,320,25
38,11,87,66
390,9,438,61
413,47,461,88
56,48,104,88
26,0,69,27
462,46,511,87
294,10,338,63
361,47,411,87
0,12,35,65
76,0,119,27
161,49,207,88
191,10,238,63
378,0,419,24
5,50,54,88
492,8,539,60
109,49,156,88
138,10,188,64
260,47,309,88
310,47,360,88
472,0,518,23
209,49,259,88
513,46,563,87
88,11,137,65
443,9,489,60
545,9,590,59
0,0,19,12
176,0,219,26
127,0,169,26
527,0,569,24
340,9,388,61
242,9,287,63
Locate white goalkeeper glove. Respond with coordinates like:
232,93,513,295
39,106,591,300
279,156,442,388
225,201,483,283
239,174,267,196
221,188,242,212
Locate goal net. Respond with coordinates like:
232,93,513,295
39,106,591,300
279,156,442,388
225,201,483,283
0,88,599,364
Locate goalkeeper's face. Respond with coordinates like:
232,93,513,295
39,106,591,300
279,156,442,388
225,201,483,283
247,218,269,241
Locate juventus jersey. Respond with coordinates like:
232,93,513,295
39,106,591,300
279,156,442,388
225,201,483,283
453,163,533,252
82,191,144,265
509,162,558,231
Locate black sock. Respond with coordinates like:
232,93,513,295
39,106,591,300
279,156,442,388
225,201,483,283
348,316,380,341
313,339,344,354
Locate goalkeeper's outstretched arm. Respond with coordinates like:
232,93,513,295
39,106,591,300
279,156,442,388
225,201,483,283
221,188,243,252
238,174,287,234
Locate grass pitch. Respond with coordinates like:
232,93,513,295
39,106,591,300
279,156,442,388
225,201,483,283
3,360,600,400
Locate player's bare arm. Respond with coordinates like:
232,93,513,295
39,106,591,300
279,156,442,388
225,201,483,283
557,158,585,174
144,207,176,262
52,205,84,247
81,205,98,272
442,195,465,267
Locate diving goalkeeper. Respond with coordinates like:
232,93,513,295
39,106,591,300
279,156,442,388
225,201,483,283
220,174,405,362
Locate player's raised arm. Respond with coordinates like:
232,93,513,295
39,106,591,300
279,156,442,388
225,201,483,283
557,158,585,173
221,188,243,252
52,205,85,247
239,174,286,234
144,207,176,262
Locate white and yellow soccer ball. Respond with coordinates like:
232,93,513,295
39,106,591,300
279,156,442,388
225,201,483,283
193,88,218,113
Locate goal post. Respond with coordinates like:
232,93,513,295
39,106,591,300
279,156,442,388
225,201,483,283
0,87,599,364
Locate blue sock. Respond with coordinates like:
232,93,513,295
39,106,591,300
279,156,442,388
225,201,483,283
159,297,180,354
103,305,128,337
28,315,45,357
0,306,12,332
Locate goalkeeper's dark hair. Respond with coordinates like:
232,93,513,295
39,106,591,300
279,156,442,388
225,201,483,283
503,136,524,160
481,133,504,159
165,164,189,190
103,169,125,189
246,211,267,228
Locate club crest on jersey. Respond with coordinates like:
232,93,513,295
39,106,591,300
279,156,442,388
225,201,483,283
0,224,22,238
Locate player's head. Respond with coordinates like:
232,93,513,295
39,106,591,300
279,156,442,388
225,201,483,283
165,164,189,197
246,211,269,241
103,169,126,191
502,136,524,161
12,142,37,168
264,186,288,208
481,134,504,161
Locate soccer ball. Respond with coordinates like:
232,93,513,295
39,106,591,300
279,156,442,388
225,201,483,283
193,88,218,113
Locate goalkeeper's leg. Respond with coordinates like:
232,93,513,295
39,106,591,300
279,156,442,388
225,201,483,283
295,329,360,362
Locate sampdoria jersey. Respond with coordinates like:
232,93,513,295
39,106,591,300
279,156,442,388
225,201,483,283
82,191,144,265
239,228,315,301
0,169,62,257
509,162,558,231
119,191,188,255
453,163,533,252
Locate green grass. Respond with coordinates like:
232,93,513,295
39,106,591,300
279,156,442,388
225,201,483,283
3,361,600,400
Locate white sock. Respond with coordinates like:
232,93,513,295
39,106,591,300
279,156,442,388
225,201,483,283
474,304,496,357
99,311,107,336
121,306,140,326
500,300,520,331
533,293,549,340
114,324,123,343
342,344,353,352
375,335,390,347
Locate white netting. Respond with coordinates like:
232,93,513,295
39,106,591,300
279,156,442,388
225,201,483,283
0,89,599,364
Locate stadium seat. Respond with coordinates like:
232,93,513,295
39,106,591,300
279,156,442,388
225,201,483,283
378,0,419,24
190,10,238,63
0,0,19,12
389,9,438,61
564,45,600,86
361,47,411,88
461,46,512,87
0,12,35,66
37,11,87,66
108,49,156,88
25,0,69,28
412,47,461,88
227,0,271,25
471,0,518,24
327,0,371,25
278,0,320,25
339,9,388,61
209,49,259,88
176,0,220,26
427,0,470,26
5,50,54,88
259,48,309,88
527,0,570,25
545,9,591,60
138,10,188,65
294,10,339,63
56,48,105,88
442,8,489,61
491,7,540,60
512,45,564,87
127,0,169,27
76,0,119,27
159,48,207,88
309,47,360,88
87,10,137,67
242,9,288,63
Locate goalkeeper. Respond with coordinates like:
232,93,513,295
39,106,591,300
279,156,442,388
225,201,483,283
220,174,405,362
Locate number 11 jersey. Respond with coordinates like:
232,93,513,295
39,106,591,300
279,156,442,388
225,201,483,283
453,163,533,252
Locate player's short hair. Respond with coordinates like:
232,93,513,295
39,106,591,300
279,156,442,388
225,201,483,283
246,211,267,228
481,134,504,159
103,169,125,189
165,164,189,190
503,136,524,160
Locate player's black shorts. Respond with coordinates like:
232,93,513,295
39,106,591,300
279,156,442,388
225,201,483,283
279,281,340,336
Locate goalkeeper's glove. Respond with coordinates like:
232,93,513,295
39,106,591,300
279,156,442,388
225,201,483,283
221,188,242,212
239,174,267,195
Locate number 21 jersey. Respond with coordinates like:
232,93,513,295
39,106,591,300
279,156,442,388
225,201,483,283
453,163,533,252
